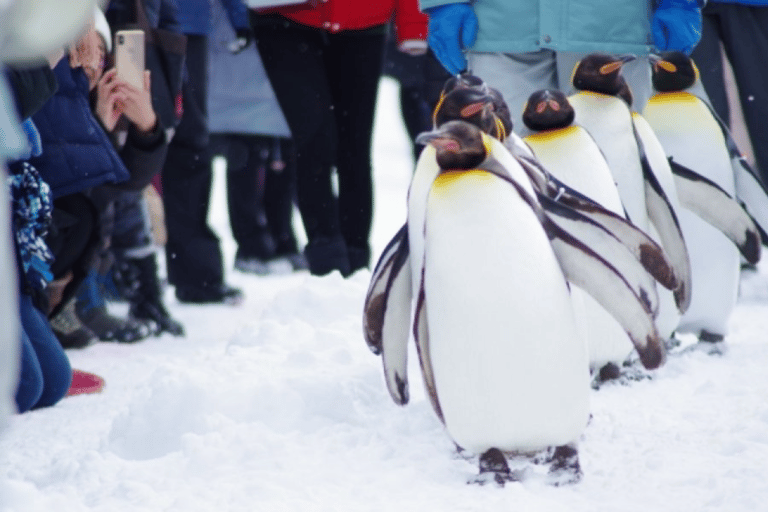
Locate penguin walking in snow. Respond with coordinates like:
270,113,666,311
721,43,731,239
522,89,643,381
364,120,670,485
368,75,680,383
567,53,694,341
613,66,761,350
643,51,763,346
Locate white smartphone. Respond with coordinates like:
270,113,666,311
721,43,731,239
115,29,145,89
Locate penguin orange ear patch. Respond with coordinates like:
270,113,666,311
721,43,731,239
460,102,485,118
548,100,560,111
658,60,677,73
536,101,548,114
599,61,622,75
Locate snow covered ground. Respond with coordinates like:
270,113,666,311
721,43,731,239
3,78,768,512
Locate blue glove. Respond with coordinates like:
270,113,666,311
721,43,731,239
425,3,479,75
652,0,703,55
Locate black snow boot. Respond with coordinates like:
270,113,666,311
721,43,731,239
125,254,185,337
75,269,151,343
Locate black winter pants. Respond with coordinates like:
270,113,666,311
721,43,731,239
691,4,768,184
210,133,299,260
161,35,224,290
253,15,385,268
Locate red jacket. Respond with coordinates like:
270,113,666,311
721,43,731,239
256,0,427,44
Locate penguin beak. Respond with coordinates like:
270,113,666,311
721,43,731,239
416,130,460,152
599,55,636,75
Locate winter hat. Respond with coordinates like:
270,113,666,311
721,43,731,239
93,7,112,52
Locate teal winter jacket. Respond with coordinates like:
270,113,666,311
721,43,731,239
419,0,656,55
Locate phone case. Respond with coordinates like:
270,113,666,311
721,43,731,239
115,29,145,89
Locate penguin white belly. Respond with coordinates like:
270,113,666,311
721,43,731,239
644,95,739,336
525,126,634,369
424,170,590,454
569,93,649,231
409,141,536,297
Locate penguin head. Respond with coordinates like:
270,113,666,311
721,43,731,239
571,53,636,96
522,89,575,132
416,120,489,171
433,76,513,142
433,87,511,141
439,72,487,97
650,51,699,92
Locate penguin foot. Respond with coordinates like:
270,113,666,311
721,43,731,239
598,362,621,382
546,444,582,486
591,362,652,389
678,332,728,357
664,334,682,352
469,448,522,487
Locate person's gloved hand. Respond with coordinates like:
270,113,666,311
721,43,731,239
425,3,478,75
652,0,703,55
228,27,253,54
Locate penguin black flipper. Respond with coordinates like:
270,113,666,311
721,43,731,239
413,283,444,423
362,224,413,405
706,105,768,246
363,223,409,354
634,130,693,313
539,194,665,314
541,209,666,370
519,154,653,250
669,158,761,264
531,182,679,293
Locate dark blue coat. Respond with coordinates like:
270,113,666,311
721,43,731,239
28,59,130,199
177,0,249,35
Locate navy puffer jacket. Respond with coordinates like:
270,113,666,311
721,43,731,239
28,58,130,199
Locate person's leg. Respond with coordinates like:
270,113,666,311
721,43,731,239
14,326,43,413
468,50,558,135
690,7,729,123
325,28,386,272
18,294,71,409
265,137,303,259
254,14,348,276
46,193,99,318
223,134,276,264
717,5,768,182
110,190,183,336
162,35,237,300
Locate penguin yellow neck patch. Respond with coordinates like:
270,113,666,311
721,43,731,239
493,115,507,141
647,92,697,105
481,132,494,158
576,90,611,100
433,169,492,191
432,92,446,126
524,125,578,144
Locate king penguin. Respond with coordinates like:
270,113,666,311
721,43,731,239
568,53,694,333
522,89,639,379
643,52,763,343
412,120,591,483
363,120,672,484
